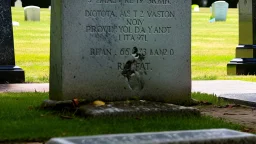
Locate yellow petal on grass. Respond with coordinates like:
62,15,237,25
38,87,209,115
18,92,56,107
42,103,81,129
93,100,105,106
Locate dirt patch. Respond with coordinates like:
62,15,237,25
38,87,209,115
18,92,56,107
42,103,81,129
195,105,256,133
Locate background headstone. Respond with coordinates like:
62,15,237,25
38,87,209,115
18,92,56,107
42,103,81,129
227,0,256,75
12,21,19,26
14,0,22,8
191,4,200,12
212,1,229,21
24,6,40,21
46,129,256,144
50,0,191,104
0,0,25,83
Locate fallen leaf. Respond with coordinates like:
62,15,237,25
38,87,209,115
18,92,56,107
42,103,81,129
72,98,79,107
93,100,105,106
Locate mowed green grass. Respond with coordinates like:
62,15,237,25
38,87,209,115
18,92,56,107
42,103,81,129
11,8,256,82
192,8,256,81
0,92,243,142
12,8,50,82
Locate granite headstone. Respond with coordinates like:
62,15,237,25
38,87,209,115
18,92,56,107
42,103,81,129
0,0,25,83
212,1,229,21
227,0,256,75
46,129,256,144
50,0,191,104
24,6,40,21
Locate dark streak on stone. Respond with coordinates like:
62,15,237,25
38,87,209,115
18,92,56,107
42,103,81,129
121,47,145,91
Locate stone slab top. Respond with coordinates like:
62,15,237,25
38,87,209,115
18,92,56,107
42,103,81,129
41,99,200,117
46,129,256,144
192,80,256,107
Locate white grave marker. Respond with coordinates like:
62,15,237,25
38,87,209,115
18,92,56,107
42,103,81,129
12,21,20,26
212,1,229,21
14,0,22,8
24,6,40,21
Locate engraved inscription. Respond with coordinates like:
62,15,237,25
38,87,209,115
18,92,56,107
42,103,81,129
83,0,178,89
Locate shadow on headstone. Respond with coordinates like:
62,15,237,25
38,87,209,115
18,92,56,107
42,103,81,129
0,0,25,83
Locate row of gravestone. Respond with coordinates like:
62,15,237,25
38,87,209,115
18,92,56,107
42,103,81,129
14,0,52,22
14,0,51,9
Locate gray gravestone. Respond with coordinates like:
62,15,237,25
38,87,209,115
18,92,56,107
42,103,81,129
24,6,40,21
46,129,256,144
212,1,229,21
50,0,191,104
227,0,256,75
0,0,25,83
14,0,22,8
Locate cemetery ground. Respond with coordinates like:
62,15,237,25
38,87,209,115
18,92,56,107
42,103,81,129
0,92,255,143
1,7,255,142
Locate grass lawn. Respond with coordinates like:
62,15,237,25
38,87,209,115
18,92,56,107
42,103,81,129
0,92,244,142
11,7,256,82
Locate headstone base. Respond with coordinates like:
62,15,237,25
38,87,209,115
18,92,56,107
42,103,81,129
41,100,200,118
0,65,25,83
227,58,256,75
235,45,256,58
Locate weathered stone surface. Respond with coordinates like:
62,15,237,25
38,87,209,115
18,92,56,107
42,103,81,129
41,100,200,117
50,0,191,104
78,100,200,117
46,129,256,144
24,6,40,21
